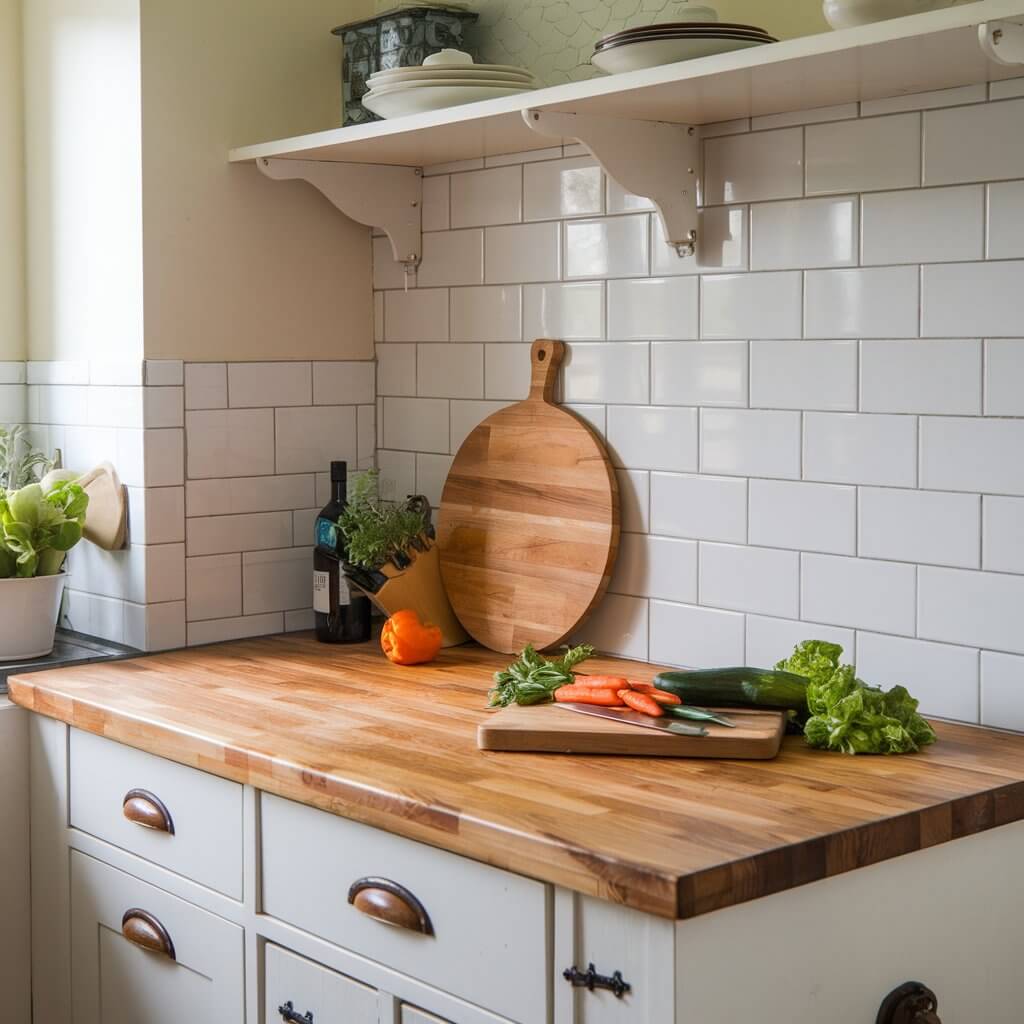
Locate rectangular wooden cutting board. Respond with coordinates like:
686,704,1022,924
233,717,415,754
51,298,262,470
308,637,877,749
478,705,786,758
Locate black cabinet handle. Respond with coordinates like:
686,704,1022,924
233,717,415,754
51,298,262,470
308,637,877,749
877,981,941,1024
563,963,631,998
278,1001,313,1024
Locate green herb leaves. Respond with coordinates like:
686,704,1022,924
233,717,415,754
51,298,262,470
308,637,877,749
336,469,429,571
488,643,595,708
0,481,89,579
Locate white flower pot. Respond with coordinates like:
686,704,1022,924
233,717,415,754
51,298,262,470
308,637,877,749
0,573,66,660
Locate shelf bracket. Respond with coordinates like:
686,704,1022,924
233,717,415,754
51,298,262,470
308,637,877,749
979,20,1024,66
257,157,423,273
523,108,699,258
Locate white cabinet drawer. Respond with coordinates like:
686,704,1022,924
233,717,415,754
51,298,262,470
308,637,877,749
261,794,549,1024
403,1007,451,1024
69,728,244,899
69,850,244,1024
264,944,378,1024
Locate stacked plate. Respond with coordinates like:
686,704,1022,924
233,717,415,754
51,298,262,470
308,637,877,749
362,49,536,119
592,19,777,75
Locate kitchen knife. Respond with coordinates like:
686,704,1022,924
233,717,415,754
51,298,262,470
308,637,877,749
556,702,708,736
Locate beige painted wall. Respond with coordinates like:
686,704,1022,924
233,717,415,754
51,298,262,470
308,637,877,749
0,0,25,362
139,0,374,362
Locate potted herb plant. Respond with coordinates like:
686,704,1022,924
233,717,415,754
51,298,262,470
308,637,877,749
338,470,467,647
0,426,89,660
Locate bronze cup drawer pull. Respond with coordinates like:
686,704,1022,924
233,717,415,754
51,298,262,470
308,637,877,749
347,877,433,935
122,788,175,834
121,908,176,961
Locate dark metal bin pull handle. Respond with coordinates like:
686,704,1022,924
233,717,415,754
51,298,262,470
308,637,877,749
122,788,175,835
564,963,631,998
877,981,941,1024
278,1001,313,1024
121,908,176,961
347,876,433,935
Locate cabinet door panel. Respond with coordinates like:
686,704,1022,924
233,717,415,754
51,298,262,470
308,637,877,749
264,943,377,1024
402,1007,453,1024
70,850,244,1024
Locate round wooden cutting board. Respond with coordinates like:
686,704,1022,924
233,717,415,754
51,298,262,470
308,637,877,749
438,339,619,654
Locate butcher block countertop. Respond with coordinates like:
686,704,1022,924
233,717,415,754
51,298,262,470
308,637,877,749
10,633,1024,920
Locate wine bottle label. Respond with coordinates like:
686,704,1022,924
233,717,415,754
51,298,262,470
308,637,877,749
313,570,330,614
315,517,337,550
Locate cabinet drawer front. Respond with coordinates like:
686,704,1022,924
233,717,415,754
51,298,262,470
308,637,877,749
69,728,243,899
403,1008,451,1024
70,850,243,1024
265,944,378,1024
261,794,549,1024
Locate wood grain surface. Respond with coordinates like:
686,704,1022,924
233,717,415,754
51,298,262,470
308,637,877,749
479,704,785,758
437,339,619,654
11,634,1024,920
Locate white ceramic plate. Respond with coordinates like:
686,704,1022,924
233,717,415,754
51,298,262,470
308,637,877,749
823,0,955,30
366,77,535,98
369,67,535,86
373,60,536,78
594,30,774,51
591,35,769,74
362,83,535,118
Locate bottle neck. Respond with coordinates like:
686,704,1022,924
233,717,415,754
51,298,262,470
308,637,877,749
331,480,346,506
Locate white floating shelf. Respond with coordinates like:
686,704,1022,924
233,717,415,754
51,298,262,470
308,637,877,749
230,0,1024,168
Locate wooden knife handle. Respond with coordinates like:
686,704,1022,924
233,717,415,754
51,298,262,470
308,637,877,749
529,339,565,402
122,788,175,835
347,877,433,935
121,908,176,960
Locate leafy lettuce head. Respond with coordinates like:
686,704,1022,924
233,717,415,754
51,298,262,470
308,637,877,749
0,480,89,579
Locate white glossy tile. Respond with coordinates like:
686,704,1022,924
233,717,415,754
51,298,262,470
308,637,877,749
610,533,697,604
27,385,88,425
919,566,1024,654
862,185,984,265
920,416,1024,495
372,235,408,291
187,511,293,557
701,117,749,138
606,175,653,215
312,361,375,405
243,547,309,614
750,196,857,270
60,591,126,644
275,406,357,474
982,651,1024,731
806,113,920,194
749,479,856,555
415,453,454,507
652,341,748,407
485,223,560,284
186,553,241,621
146,543,186,604
651,206,748,277
745,615,854,668
856,632,979,722
990,78,1024,100
701,272,802,340
144,360,183,387
703,127,803,204
750,339,857,411
988,181,1024,259
27,360,88,385
187,612,283,646
449,400,511,452
185,409,274,479
700,408,801,479
450,286,521,342
805,266,919,339
802,554,916,635
284,608,315,633
0,385,25,423
860,339,981,414
860,83,986,115
143,387,184,429
292,508,317,547
984,496,1024,574
376,450,416,502
522,282,604,341
384,288,449,343
417,230,485,287
85,386,143,428
616,469,650,534
381,397,449,454
575,593,648,660
650,472,747,544
422,157,483,176
185,474,315,517
374,292,384,343
143,429,184,488
924,99,1024,185
860,487,980,568
484,343,532,401
606,406,697,472
89,361,144,386
127,486,186,545
485,146,562,167
450,166,522,228
649,601,745,669
564,404,605,438
607,277,698,340
0,362,25,384
376,344,417,397
752,102,858,130
523,157,604,221
421,174,450,232
700,543,800,618
564,215,649,280
184,363,227,410
564,343,649,405
125,600,186,652
417,343,484,398
803,412,917,487
922,262,1024,337
228,362,311,408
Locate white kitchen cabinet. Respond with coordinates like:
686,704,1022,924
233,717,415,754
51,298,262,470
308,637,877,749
264,944,378,1024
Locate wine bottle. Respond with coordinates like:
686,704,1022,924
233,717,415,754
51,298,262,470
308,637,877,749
313,461,372,644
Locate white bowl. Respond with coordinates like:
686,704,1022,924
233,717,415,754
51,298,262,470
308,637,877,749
422,47,476,67
369,67,534,86
592,34,768,74
822,0,956,30
362,82,535,118
367,77,535,97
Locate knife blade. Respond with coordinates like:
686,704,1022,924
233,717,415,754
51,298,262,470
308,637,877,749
555,702,707,736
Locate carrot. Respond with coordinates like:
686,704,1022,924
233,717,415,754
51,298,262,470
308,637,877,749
626,681,682,705
554,685,626,707
617,689,664,717
573,674,630,689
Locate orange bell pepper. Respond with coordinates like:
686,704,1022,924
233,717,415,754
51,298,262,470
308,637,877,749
380,609,442,666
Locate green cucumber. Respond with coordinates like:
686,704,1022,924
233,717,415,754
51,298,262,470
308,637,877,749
654,667,809,715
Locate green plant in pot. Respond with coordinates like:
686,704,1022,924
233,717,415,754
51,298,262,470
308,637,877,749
338,470,467,647
0,426,89,660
